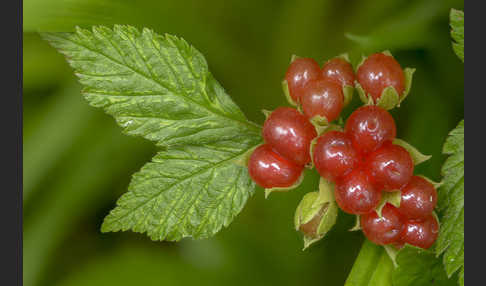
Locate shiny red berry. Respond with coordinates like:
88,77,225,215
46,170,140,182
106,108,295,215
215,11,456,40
248,144,303,189
285,58,321,103
365,143,414,191
335,169,381,214
321,57,355,87
400,215,439,249
263,107,317,166
313,131,358,181
345,105,396,155
398,176,438,220
357,53,405,103
361,203,404,245
301,79,344,122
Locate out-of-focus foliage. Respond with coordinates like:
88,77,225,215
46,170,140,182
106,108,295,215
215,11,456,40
23,0,464,286
450,9,464,62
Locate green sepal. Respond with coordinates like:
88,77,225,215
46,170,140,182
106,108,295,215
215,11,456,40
309,115,329,135
295,178,338,250
323,53,354,107
417,175,443,189
282,79,298,106
343,85,354,107
335,52,351,63
355,54,367,71
349,215,361,231
376,86,400,110
294,192,321,228
234,144,261,167
265,171,305,198
355,81,373,106
375,190,401,217
392,138,431,165
308,137,318,169
323,53,355,107
282,54,304,106
356,50,393,71
399,68,415,105
290,54,301,63
261,109,272,119
313,121,343,138
384,244,399,268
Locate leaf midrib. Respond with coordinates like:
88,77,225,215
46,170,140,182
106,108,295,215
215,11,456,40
52,32,260,133
104,143,257,228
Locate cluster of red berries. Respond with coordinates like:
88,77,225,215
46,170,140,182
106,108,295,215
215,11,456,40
317,106,438,249
248,52,438,249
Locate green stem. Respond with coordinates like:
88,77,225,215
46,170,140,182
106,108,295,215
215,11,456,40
344,239,394,286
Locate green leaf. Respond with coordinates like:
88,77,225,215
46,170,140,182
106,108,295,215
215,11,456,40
43,25,262,241
436,120,464,280
101,139,258,240
42,26,260,148
392,246,456,286
450,9,464,62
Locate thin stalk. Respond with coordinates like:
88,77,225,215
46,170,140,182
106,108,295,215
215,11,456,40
344,239,394,286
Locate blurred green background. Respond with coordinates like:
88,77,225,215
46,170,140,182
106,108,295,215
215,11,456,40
23,0,464,285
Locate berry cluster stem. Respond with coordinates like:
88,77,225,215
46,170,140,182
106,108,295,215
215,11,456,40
344,239,394,286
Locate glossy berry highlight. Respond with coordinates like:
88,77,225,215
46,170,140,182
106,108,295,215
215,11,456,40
365,143,414,191
263,107,317,166
361,203,404,245
345,105,396,155
357,53,405,103
313,131,358,181
335,169,381,214
321,57,355,87
301,79,344,122
248,144,303,189
398,176,438,220
400,215,439,249
285,58,321,103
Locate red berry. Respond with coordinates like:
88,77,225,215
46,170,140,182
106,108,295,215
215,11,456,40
361,203,404,245
285,58,321,103
345,105,396,155
313,131,358,181
335,169,381,214
248,144,303,189
365,143,414,191
398,176,438,220
321,57,355,87
263,107,317,166
301,79,344,122
393,241,405,250
357,53,405,103
400,215,439,249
